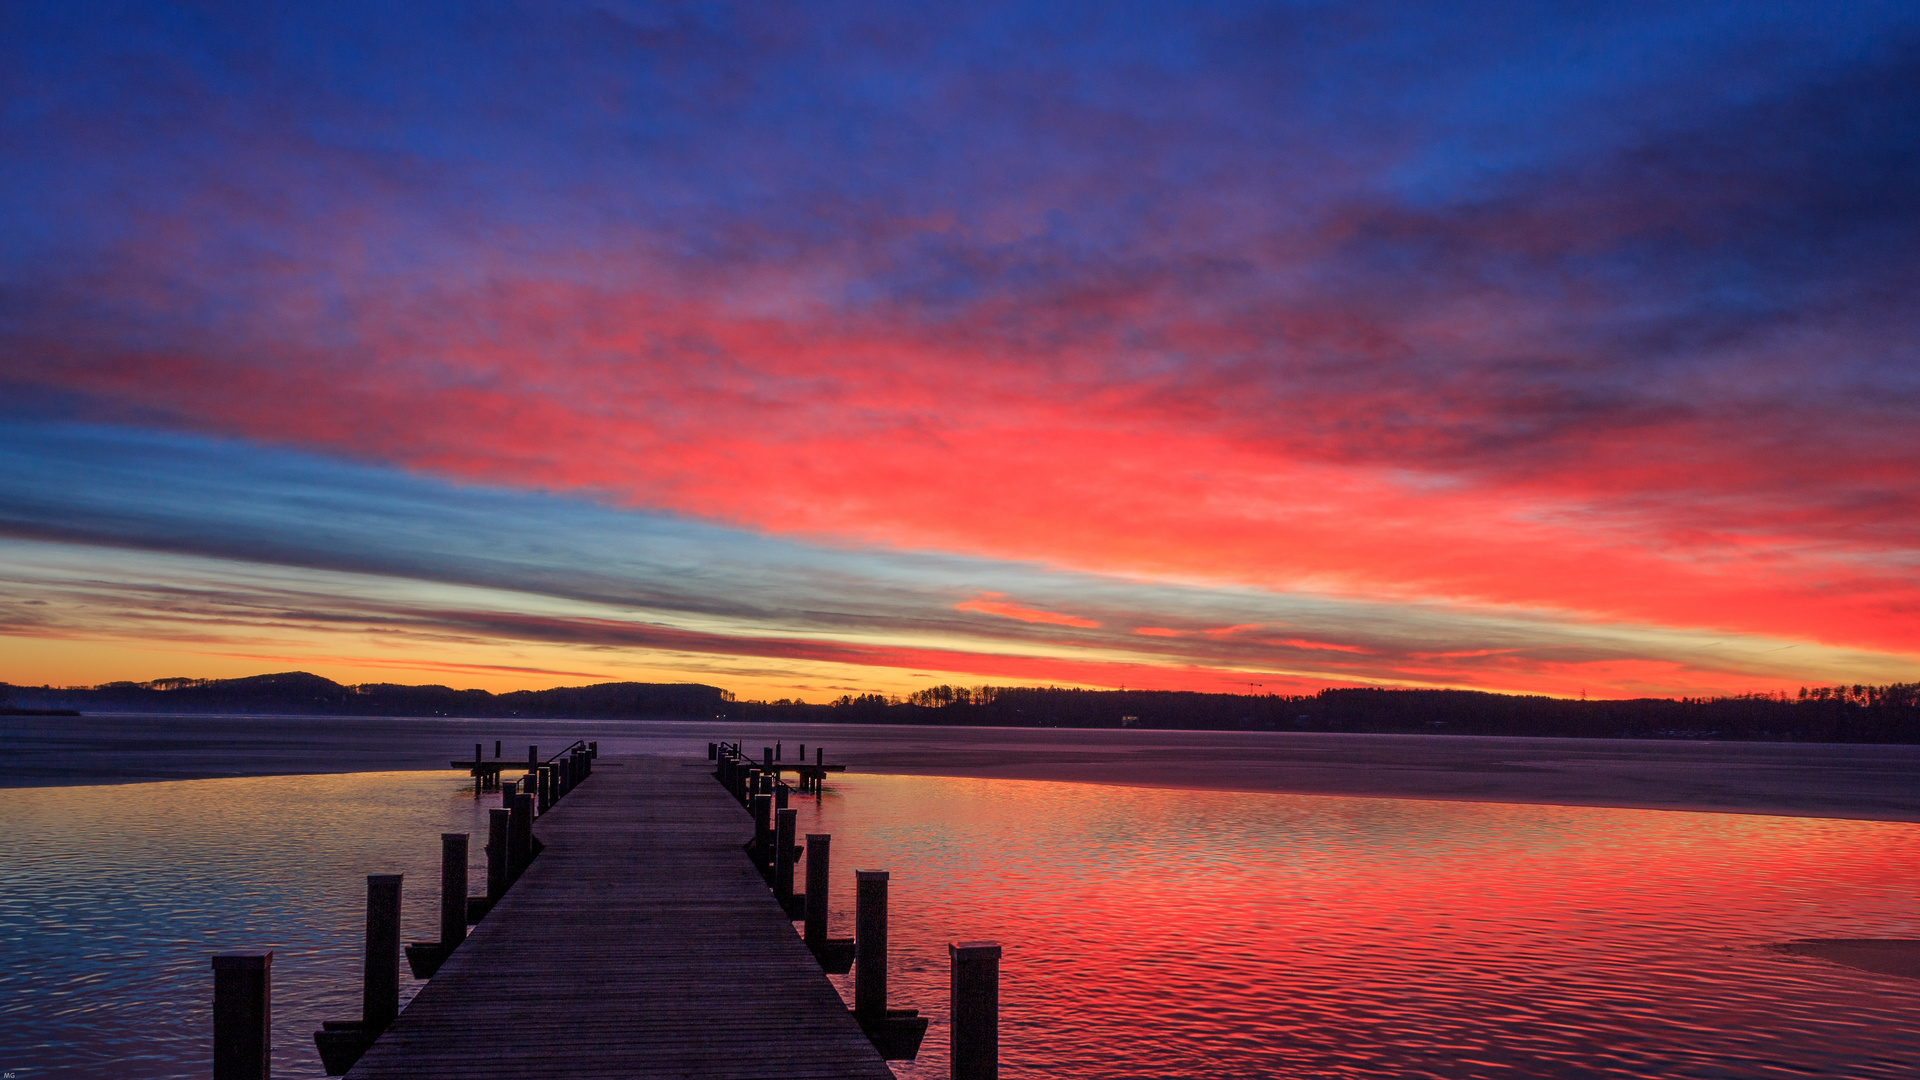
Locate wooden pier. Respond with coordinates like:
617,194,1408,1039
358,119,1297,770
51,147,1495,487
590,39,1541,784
341,755,895,1080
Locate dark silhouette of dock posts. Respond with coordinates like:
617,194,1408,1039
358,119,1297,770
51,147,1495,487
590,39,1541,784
211,952,271,1080
440,835,466,947
854,870,889,1020
509,789,533,877
363,875,402,1031
751,791,774,868
312,873,402,1075
854,869,929,1059
803,832,857,972
404,834,469,979
484,806,508,909
774,806,801,915
950,942,1003,1080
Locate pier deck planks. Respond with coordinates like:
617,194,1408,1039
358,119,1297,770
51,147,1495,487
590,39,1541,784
346,756,894,1080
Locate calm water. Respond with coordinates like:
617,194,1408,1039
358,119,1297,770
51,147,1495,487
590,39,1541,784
0,772,494,1079
3,765,1918,1078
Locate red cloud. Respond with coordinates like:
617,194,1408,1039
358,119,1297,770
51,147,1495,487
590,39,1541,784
957,593,1101,628
8,196,1919,697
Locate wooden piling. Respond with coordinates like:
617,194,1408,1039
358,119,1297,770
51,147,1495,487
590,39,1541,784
486,808,510,903
211,952,271,1080
509,792,533,878
363,874,403,1033
536,766,552,813
494,739,501,758
804,834,831,947
440,833,468,948
776,781,790,810
774,807,799,908
854,869,890,1020
528,744,538,768
949,942,1002,1080
752,792,774,864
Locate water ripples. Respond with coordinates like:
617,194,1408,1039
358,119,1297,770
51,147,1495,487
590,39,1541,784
2,769,1917,1077
796,774,1920,1079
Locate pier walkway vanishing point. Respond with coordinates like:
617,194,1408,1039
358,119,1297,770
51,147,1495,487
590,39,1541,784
343,755,896,1080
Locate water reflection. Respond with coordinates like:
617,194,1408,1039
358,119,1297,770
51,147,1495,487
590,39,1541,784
793,774,1920,1079
0,772,493,1079
1,769,1917,1078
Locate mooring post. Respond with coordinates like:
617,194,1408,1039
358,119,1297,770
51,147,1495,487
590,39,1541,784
776,740,782,761
536,766,552,813
486,808,510,903
509,792,533,878
528,744,538,768
949,942,1002,1080
854,869,891,1020
817,746,824,766
775,781,790,810
774,807,799,906
763,746,774,771
709,742,718,760
364,874,402,1033
799,743,806,761
494,739,501,758
440,833,468,948
211,952,271,1080
804,834,831,945
752,792,774,863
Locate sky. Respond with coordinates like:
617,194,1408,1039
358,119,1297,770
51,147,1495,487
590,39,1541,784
3,1,1917,701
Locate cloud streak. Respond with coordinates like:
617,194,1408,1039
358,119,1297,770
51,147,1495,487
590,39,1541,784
0,425,1909,699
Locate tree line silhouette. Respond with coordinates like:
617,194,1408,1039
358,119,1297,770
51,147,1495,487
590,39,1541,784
729,682,1920,743
7,673,1918,743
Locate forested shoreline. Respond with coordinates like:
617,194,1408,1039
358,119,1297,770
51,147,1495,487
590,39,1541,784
6,672,1919,743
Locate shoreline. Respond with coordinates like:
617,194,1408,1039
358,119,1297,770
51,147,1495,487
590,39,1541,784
6,713,1920,822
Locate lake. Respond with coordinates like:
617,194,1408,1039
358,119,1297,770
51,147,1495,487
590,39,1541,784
1,749,1917,1077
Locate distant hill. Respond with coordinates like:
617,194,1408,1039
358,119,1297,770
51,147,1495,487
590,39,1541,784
1,672,730,719
5,673,1917,742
